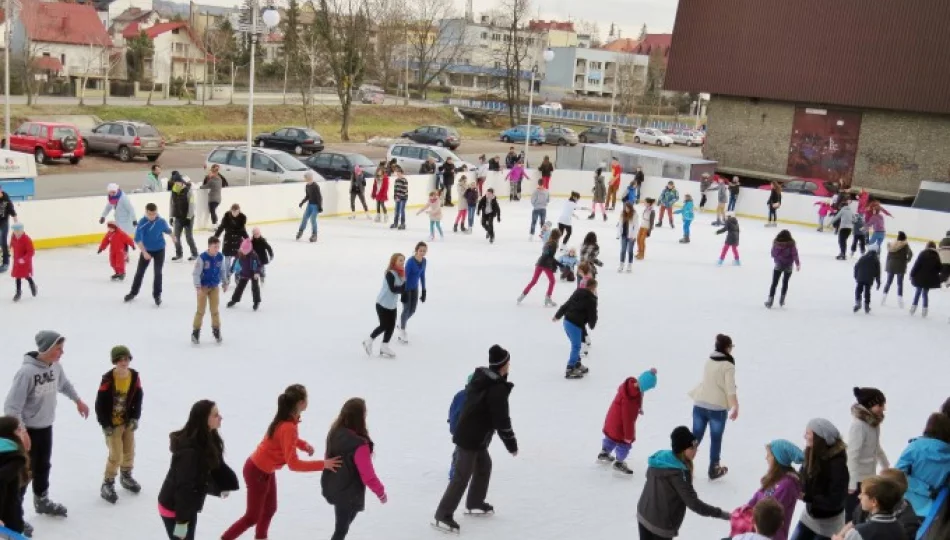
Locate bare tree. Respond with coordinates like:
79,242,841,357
202,27,235,102
76,42,107,106
614,55,645,115
313,0,375,141
643,47,666,114
102,48,125,105
370,0,407,90
297,22,328,127
405,0,468,99
493,0,533,126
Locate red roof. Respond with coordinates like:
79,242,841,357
634,34,672,56
20,0,112,47
0,9,5,26
528,20,575,32
601,38,640,52
32,57,63,72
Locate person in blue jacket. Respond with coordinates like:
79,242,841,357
398,241,428,345
674,193,695,244
447,374,473,480
895,412,950,519
124,203,176,306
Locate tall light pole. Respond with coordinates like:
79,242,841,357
404,30,410,106
3,0,12,149
241,2,280,186
523,48,555,168
606,59,618,144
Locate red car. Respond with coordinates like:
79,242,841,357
758,178,838,197
5,122,85,165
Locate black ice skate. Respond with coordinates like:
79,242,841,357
227,300,237,308
765,296,774,309
613,461,634,475
124,293,136,302
309,233,318,243
779,295,786,307
853,303,861,313
397,223,406,230
575,360,590,374
253,302,260,311
171,255,183,262
212,328,222,343
466,502,494,515
432,515,460,534
191,329,200,345
453,224,458,233
110,274,121,281
295,230,303,240
864,303,871,314
34,492,67,517
30,281,37,296
100,479,118,504
154,296,161,306
13,291,21,302
708,464,729,480
22,521,33,538
120,470,141,493
597,451,615,463
565,366,584,379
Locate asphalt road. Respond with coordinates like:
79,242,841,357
31,141,703,199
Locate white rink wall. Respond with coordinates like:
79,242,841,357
10,171,950,248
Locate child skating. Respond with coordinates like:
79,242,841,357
363,253,405,358
557,192,581,245
95,345,143,504
518,229,562,307
675,194,694,244
815,200,834,232
453,177,470,233
391,167,409,230
558,247,578,281
9,223,36,302
462,179,478,233
539,221,552,243
418,191,444,241
371,168,389,223
853,244,882,313
588,169,607,221
553,278,598,379
656,181,680,228
250,227,274,284
908,241,943,317
881,232,912,307
598,369,658,474
580,232,604,278
227,238,262,311
476,189,501,244
635,198,655,260
617,203,639,272
716,212,741,266
98,221,135,281
192,236,227,344
765,230,800,309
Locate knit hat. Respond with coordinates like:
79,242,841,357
488,345,510,370
239,238,253,255
107,183,119,192
35,331,64,354
106,220,117,229
671,426,697,454
768,439,804,467
806,418,841,446
853,387,886,409
638,369,658,393
110,345,132,363
11,223,24,231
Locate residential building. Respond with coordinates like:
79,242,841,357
110,7,164,47
108,0,154,26
540,46,647,98
603,33,672,64
260,32,283,63
528,20,578,48
665,0,950,197
0,10,7,52
121,20,210,95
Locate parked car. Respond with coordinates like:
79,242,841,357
304,151,377,181
500,125,545,145
253,127,325,155
401,125,461,149
757,178,839,197
204,146,318,185
538,102,563,111
669,129,705,147
578,126,626,144
387,143,471,174
82,120,164,162
633,128,674,147
3,122,85,165
545,126,579,146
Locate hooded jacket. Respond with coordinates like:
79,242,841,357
3,352,81,429
94,368,143,429
910,248,943,289
592,175,607,203
531,188,550,211
169,180,196,220
100,190,136,235
716,216,740,246
832,205,855,229
536,241,560,272
9,233,34,279
637,450,726,537
602,378,643,444
688,352,737,410
452,367,517,453
853,499,919,540
201,174,227,203
0,439,26,534
214,212,248,257
885,241,913,275
659,186,680,208
252,237,273,265
846,404,889,490
854,250,882,285
135,216,172,252
477,195,501,220
895,436,950,517
673,200,694,221
801,441,850,519
553,287,598,330
771,240,800,270
158,435,236,524
232,252,261,280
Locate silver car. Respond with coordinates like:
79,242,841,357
82,121,164,162
544,126,579,146
387,143,472,174
669,129,705,147
204,146,319,185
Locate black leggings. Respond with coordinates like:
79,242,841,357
15,277,36,294
209,202,220,225
855,282,872,305
331,504,359,540
27,426,52,496
370,303,397,343
837,228,852,255
768,206,778,222
481,214,495,241
852,231,867,254
638,522,668,540
351,191,368,212
558,223,573,244
769,268,792,298
376,201,387,214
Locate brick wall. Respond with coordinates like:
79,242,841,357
707,95,950,195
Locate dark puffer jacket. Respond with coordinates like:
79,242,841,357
453,367,517,453
157,436,237,525
716,216,740,246
536,242,560,271
0,443,27,534
554,287,598,330
213,212,248,257
637,450,726,537
322,428,371,511
801,441,850,519
854,251,882,286
885,241,913,275
910,248,943,289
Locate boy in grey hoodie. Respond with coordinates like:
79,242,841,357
3,330,89,518
530,180,550,239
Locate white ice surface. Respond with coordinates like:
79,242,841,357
3,203,949,540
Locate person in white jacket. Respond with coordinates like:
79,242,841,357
845,387,890,522
616,202,640,273
688,333,739,480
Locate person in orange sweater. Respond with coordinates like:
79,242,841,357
97,221,136,281
221,385,341,540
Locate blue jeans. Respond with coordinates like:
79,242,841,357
602,437,631,461
869,231,885,249
530,208,546,235
429,220,443,238
0,220,9,266
692,406,728,467
299,203,319,234
620,237,635,263
563,320,583,368
913,287,930,308
394,200,407,226
400,288,419,329
727,194,737,211
883,272,903,296
467,205,476,229
683,219,692,238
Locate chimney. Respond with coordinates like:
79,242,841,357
465,0,473,22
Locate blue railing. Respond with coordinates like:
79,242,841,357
447,98,693,131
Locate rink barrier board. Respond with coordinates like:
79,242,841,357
13,172,950,250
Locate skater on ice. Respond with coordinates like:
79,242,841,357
766,182,782,227
391,167,408,230
834,474,909,540
908,241,944,317
765,229,800,308
674,194,694,244
688,333,739,480
250,227,273,283
417,191,445,241
98,220,135,281
655,181,679,228
518,229,562,306
9,223,36,302
579,232,604,278
843,468,919,538
476,188,501,244
853,244,882,313
881,232,912,307
557,246,578,282
226,238,262,311
213,203,248,285
716,212,741,266
636,198,656,260
192,236,227,345
556,192,580,244
588,168,608,221
617,203,640,270
95,345,143,504
125,203,177,306
296,172,323,242
552,278,598,379
598,368,657,474
168,173,199,261
0,416,30,536
529,179,550,239
399,241,428,344
363,253,406,358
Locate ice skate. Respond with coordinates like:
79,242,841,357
587,213,595,220
13,291,21,302
120,470,141,493
110,273,121,281
34,492,67,517
716,259,724,266
897,296,904,308
864,303,871,314
543,296,557,307
779,295,786,307
389,222,397,229
617,263,624,273
366,214,373,221
429,235,435,241
603,214,608,222
30,281,37,296
453,224,458,233
100,479,118,504
910,304,918,315
171,254,183,262
516,293,526,305
309,233,318,243
22,521,33,537
708,464,729,480
226,300,237,308
374,214,381,223
154,296,162,306
397,328,408,344
0,264,7,273
295,230,303,240
380,343,396,358
575,360,589,374
881,294,887,306
765,296,774,309
252,302,259,311
836,254,846,260
432,515,460,534
597,451,615,463
733,260,741,266
853,303,861,313
191,329,200,345
398,223,406,230
116,274,125,281
922,307,929,318
565,366,584,379
212,327,222,343
362,337,374,356
678,237,690,243
466,502,494,515
613,461,634,475
461,225,467,233
625,263,632,273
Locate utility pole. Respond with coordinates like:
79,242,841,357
606,60,618,144
3,0,12,149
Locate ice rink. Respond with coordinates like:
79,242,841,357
3,202,948,540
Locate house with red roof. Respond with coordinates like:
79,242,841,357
120,19,211,94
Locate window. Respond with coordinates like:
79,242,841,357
391,146,404,157
330,154,349,169
109,124,125,136
251,153,275,171
402,146,423,160
491,33,501,41
172,28,180,34
52,127,75,139
94,123,111,134
126,126,136,137
208,150,230,164
274,128,288,137
227,150,247,167
587,77,599,85
137,125,160,137
426,150,442,162
310,153,332,167
173,43,189,55
28,125,42,137
480,32,488,40
271,153,308,171
526,38,534,46
494,61,501,68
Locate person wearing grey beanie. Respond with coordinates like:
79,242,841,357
793,418,849,540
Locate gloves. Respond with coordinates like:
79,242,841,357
169,217,175,226
132,220,137,226
97,248,104,254
299,201,304,208
420,289,427,303
103,426,115,437
173,522,189,539
128,419,139,431
379,493,388,504
99,217,105,224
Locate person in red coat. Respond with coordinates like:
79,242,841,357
597,368,658,475
97,221,136,281
370,167,390,222
10,223,36,302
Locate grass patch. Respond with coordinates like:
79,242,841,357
11,104,503,143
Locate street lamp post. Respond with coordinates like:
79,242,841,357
606,61,618,144
242,3,280,186
523,48,555,169
3,0,12,149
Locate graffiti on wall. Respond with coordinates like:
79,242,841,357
864,150,919,177
786,107,862,190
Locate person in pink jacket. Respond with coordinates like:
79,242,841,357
506,161,529,202
731,439,803,540
814,201,834,232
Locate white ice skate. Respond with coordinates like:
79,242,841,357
361,337,374,356
397,328,409,344
617,263,624,273
625,263,632,273
380,343,397,358
898,296,904,308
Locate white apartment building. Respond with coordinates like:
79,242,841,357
540,46,648,98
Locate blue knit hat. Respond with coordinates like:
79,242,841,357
638,369,658,393
769,439,804,468
11,223,24,231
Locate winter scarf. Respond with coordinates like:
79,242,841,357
851,403,883,428
108,190,123,206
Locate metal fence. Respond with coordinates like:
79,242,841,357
446,98,695,131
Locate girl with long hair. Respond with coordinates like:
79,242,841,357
322,398,387,540
688,334,740,480
766,229,800,308
588,169,607,221
159,400,237,540
370,164,389,223
731,440,803,540
580,232,603,279
767,181,782,227
617,202,640,272
221,386,341,540
518,229,562,307
0,416,30,535
362,253,406,358
557,192,580,245
792,418,849,540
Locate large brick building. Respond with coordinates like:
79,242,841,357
664,0,950,197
